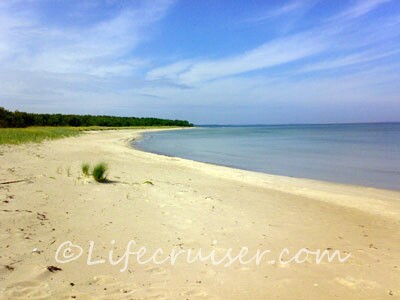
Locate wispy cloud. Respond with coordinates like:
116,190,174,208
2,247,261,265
244,0,309,23
147,31,328,85
0,0,174,76
296,48,400,73
0,0,177,115
147,0,399,86
147,60,196,82
333,0,393,20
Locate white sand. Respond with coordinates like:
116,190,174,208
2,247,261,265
0,129,399,299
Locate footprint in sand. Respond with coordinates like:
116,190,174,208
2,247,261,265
276,262,290,268
1,280,51,299
85,275,139,299
335,277,380,289
182,288,219,299
145,266,168,276
90,275,116,285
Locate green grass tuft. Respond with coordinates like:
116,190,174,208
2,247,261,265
81,163,91,176
143,180,154,185
92,162,108,183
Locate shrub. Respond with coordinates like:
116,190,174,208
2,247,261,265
92,162,108,183
81,163,90,176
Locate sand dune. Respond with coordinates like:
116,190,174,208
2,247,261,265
0,129,399,299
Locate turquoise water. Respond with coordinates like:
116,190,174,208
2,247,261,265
134,124,400,191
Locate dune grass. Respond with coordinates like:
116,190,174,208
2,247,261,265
0,127,81,145
92,162,108,183
81,163,91,176
0,126,182,145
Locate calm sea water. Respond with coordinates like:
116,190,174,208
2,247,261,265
134,124,400,190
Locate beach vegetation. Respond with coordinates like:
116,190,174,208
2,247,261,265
143,180,154,185
0,127,81,145
92,162,108,183
0,125,186,145
81,163,91,176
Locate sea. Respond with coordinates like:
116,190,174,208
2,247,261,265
133,123,400,191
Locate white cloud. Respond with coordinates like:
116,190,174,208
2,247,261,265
147,60,196,81
333,0,393,20
244,0,308,23
147,31,328,85
296,49,400,73
0,0,174,75
147,0,399,86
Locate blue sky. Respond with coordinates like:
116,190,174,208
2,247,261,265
0,0,399,124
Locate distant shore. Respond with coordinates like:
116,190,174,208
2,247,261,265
1,129,399,299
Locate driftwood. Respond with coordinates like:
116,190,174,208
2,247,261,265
0,179,28,185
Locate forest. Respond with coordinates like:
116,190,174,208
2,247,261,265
0,107,193,128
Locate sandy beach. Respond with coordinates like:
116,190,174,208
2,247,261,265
0,128,399,299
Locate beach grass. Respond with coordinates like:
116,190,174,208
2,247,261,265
81,163,91,176
0,127,81,145
92,162,108,183
0,126,182,145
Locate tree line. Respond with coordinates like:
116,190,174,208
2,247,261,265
0,107,193,128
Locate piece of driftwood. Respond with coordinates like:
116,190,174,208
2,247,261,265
0,179,28,185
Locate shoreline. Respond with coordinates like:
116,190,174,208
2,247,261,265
131,129,400,220
1,128,399,299
132,127,400,192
